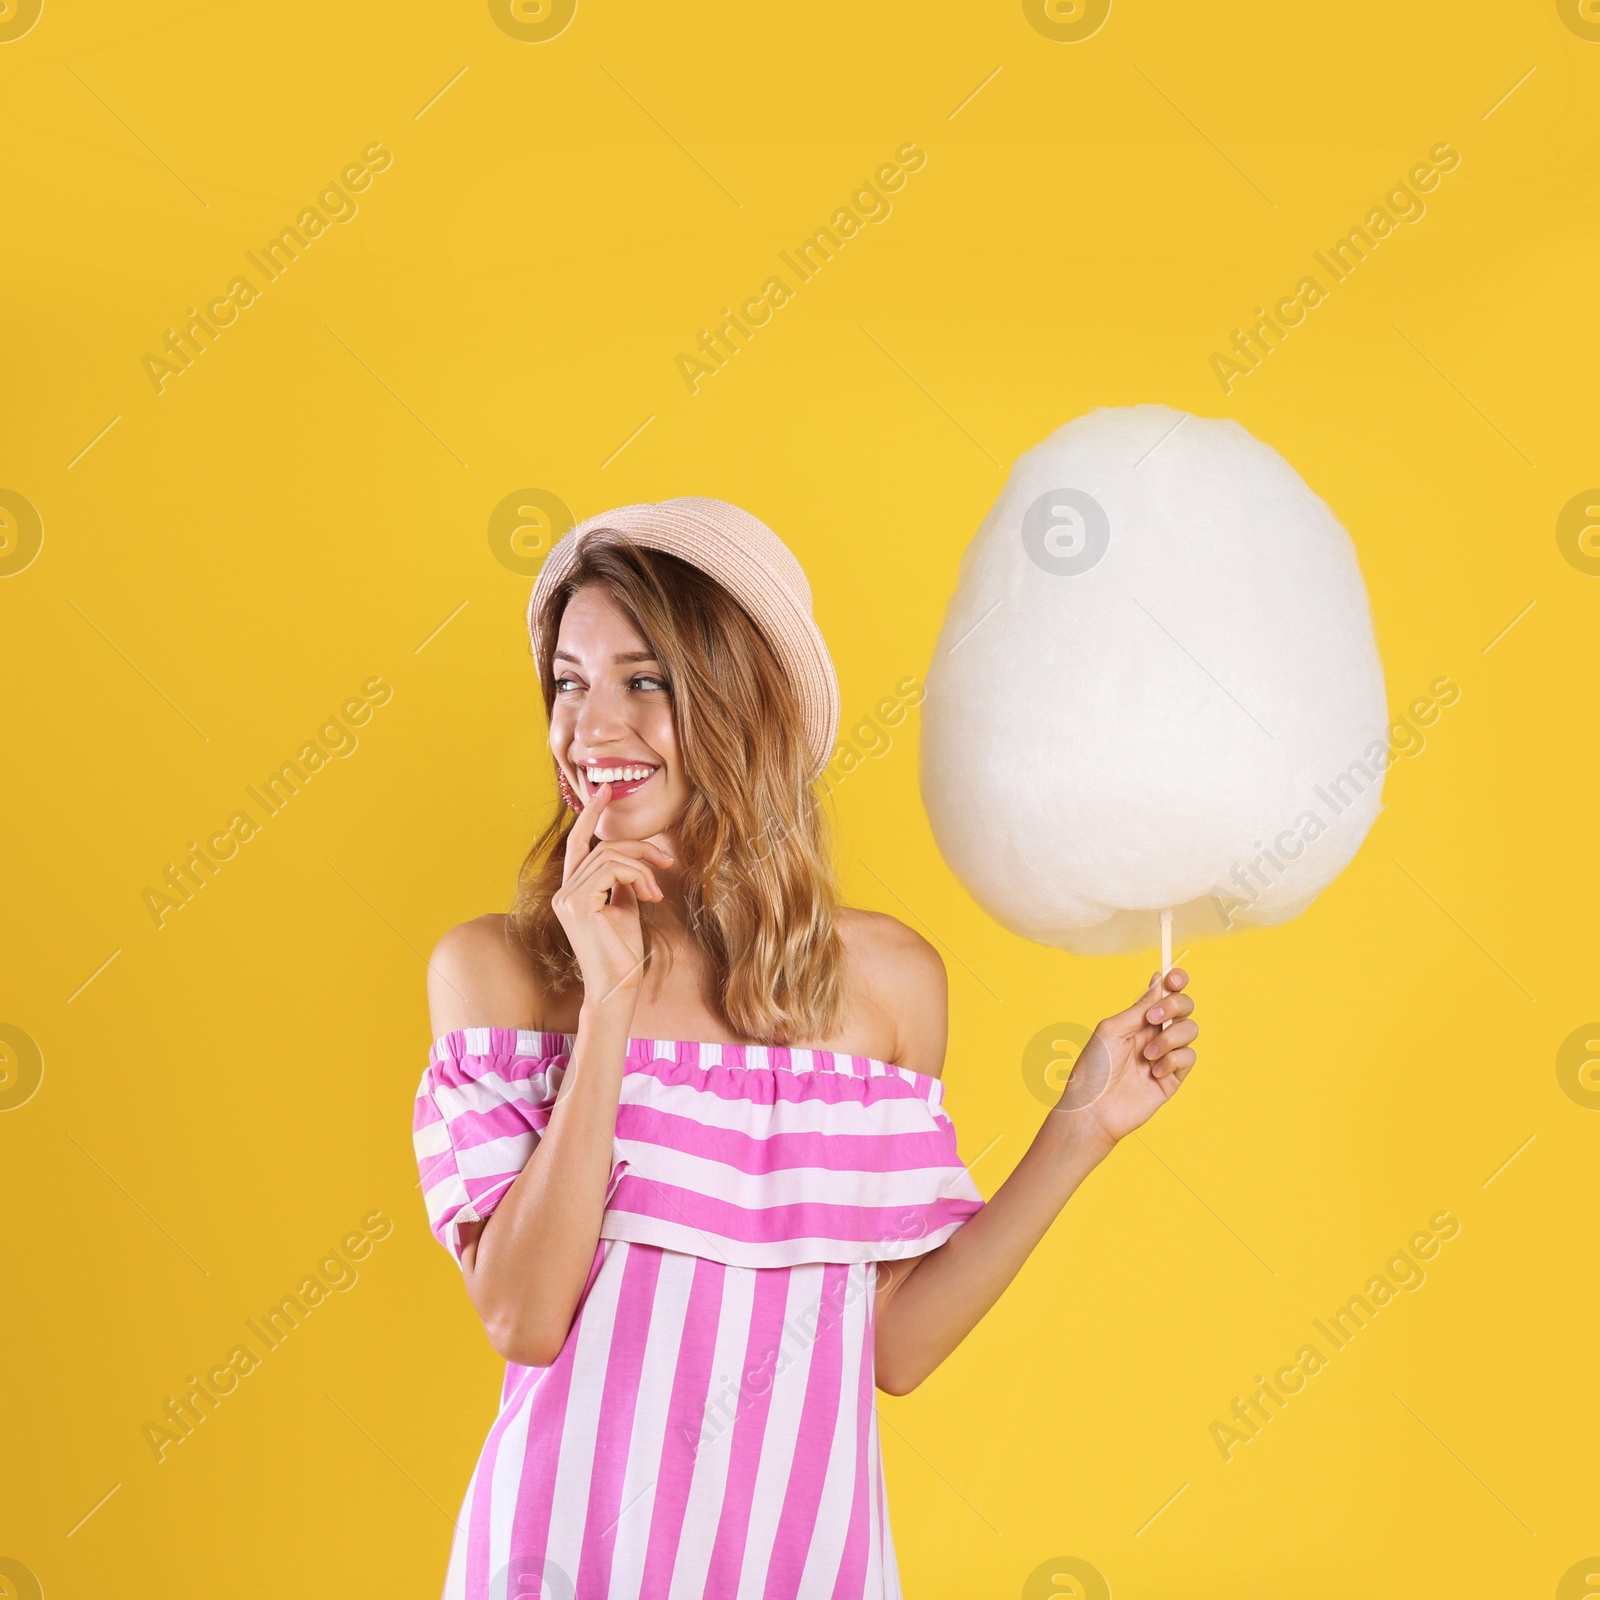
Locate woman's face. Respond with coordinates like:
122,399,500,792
549,584,691,843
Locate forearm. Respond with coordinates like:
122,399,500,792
464,996,634,1361
874,1109,1115,1394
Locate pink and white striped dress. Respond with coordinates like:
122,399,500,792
413,1028,985,1599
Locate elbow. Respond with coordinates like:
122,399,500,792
484,1311,565,1369
874,1314,933,1395
874,1313,943,1393
874,1363,927,1398
467,1258,573,1367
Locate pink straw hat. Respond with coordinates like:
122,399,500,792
526,497,841,780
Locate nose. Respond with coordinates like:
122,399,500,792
571,681,633,751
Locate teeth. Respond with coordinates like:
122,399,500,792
583,764,656,785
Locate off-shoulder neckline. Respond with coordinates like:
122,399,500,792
428,1026,945,1097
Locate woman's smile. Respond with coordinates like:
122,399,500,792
574,761,660,801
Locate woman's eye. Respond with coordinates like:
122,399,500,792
553,673,666,694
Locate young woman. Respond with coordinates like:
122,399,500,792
414,498,1198,1599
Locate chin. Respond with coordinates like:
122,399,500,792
599,802,676,839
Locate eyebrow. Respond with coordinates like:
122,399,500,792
552,649,662,665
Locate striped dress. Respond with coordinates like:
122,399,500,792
413,1028,985,1600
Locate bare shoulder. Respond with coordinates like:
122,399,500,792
835,906,943,980
427,913,550,1039
835,907,948,1078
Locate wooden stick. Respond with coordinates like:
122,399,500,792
1158,908,1173,1031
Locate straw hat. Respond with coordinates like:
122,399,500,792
527,497,840,780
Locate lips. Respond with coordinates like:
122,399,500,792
576,761,659,801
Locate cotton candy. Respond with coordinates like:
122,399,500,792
920,404,1388,955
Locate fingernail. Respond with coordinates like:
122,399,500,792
1148,1006,1163,1021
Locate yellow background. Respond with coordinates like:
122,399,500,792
3,1,1596,1595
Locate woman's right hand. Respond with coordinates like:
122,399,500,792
551,781,675,1008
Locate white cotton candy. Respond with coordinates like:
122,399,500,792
920,404,1388,955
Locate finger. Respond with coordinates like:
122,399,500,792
573,868,657,916
568,852,663,904
1143,1018,1198,1059
1144,991,1194,1026
1162,1051,1198,1084
1144,1019,1199,1072
569,833,674,881
563,780,613,873
571,840,670,891
1106,975,1171,1036
1144,967,1190,1033
595,838,676,867
563,844,662,908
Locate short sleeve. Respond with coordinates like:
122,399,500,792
412,1028,570,1268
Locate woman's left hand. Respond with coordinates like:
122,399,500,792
1059,968,1198,1149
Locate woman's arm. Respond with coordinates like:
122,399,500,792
434,958,636,1367
873,954,1198,1395
428,784,673,1366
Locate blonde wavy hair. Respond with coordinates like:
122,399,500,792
510,533,846,1046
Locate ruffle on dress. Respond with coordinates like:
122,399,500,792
413,1028,985,1271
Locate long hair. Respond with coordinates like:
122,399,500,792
510,533,846,1046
